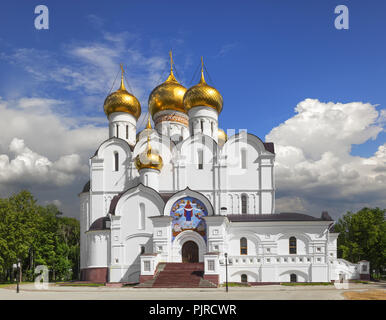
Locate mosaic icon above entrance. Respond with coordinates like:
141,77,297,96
171,197,208,242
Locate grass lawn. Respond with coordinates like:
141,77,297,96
220,282,251,287
57,282,105,287
0,282,33,288
281,282,333,286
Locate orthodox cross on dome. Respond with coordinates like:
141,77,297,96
200,56,206,84
146,114,152,130
166,50,177,82
119,63,126,90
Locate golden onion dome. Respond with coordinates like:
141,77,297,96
135,121,163,171
103,65,141,119
218,128,228,143
148,51,187,118
183,57,223,114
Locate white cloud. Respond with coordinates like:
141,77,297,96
0,138,85,186
266,99,386,217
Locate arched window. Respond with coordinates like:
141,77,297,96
241,194,247,214
240,237,248,255
289,237,297,254
290,273,297,283
126,125,129,139
198,149,203,170
200,119,204,133
241,274,248,283
241,149,247,169
114,152,119,172
116,124,119,137
139,203,145,230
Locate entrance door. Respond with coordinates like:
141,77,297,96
182,241,199,263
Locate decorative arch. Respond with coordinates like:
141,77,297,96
176,133,218,166
163,188,214,216
94,137,132,160
279,269,309,282
171,230,207,262
230,270,259,282
114,184,165,217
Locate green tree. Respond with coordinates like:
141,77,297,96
0,191,80,283
334,207,386,277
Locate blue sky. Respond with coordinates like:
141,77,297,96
0,0,385,218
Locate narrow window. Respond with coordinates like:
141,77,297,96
241,149,247,169
140,245,146,255
143,260,150,271
241,194,247,214
114,152,119,171
211,122,214,136
139,203,145,230
200,119,204,133
240,237,248,255
116,124,119,137
290,274,297,283
126,125,129,139
289,237,297,254
241,274,248,283
198,149,203,170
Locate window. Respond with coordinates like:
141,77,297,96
289,237,297,254
200,119,204,132
211,122,214,136
114,152,119,171
144,261,150,271
140,245,145,255
240,237,248,255
208,260,215,271
139,203,145,230
290,274,297,283
317,247,321,252
198,150,203,170
126,125,129,139
362,265,367,272
241,149,247,169
241,274,248,283
241,194,247,214
116,124,119,137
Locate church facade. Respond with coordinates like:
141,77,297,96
79,55,369,285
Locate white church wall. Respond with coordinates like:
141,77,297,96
86,231,110,268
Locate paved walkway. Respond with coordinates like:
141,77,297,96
0,282,385,300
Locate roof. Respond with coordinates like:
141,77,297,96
226,212,333,222
81,180,90,193
263,142,275,154
159,192,174,203
88,216,111,231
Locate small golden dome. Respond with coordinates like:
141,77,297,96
148,51,187,118
135,123,163,171
218,128,227,143
183,57,223,114
104,65,141,119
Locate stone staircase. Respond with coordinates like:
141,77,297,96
135,263,217,288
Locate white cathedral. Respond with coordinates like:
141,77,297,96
79,54,369,286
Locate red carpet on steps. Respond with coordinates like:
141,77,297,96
152,263,205,288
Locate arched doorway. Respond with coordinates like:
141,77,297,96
182,241,199,263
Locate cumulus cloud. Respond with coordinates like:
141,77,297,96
0,97,108,217
0,137,85,186
266,99,386,218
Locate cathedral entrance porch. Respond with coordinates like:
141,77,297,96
182,241,199,263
